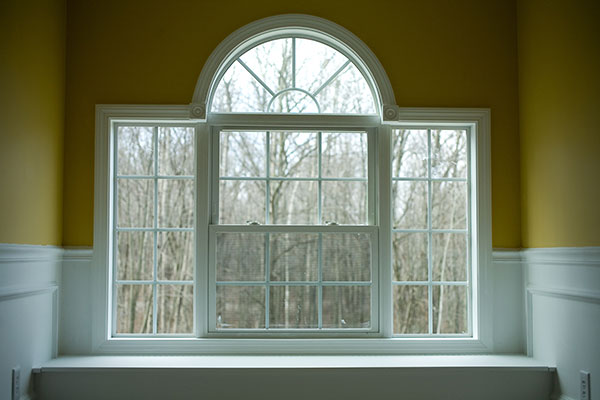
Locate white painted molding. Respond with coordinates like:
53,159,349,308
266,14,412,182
0,284,58,302
522,246,600,266
192,14,396,119
395,107,491,124
0,244,93,264
94,104,193,121
0,244,63,263
491,249,522,264
527,285,600,305
63,247,93,262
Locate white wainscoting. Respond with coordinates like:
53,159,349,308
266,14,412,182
491,249,526,353
0,244,62,400
59,247,93,355
523,247,600,400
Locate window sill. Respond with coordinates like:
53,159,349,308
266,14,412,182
39,354,552,371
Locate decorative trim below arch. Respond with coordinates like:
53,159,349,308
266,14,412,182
190,14,398,121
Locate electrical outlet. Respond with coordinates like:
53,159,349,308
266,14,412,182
581,370,591,400
12,366,20,400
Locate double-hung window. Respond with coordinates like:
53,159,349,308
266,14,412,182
94,15,491,352
211,127,376,334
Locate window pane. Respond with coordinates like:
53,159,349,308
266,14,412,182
219,180,266,224
158,179,194,227
392,129,428,178
269,233,318,281
269,180,317,224
433,285,468,334
393,285,429,334
269,286,318,328
216,286,265,329
209,37,377,115
295,38,348,94
157,232,194,281
392,232,428,282
116,231,153,281
157,284,193,334
216,233,265,281
211,62,271,113
321,132,367,178
432,233,467,282
117,126,154,176
269,131,318,178
316,63,376,114
431,181,467,229
117,178,154,228
158,127,194,176
116,284,153,334
239,38,292,95
220,131,266,178
392,181,428,229
431,129,468,178
322,286,370,328
322,233,370,281
322,181,367,225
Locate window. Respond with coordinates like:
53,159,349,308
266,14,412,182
112,124,196,336
211,37,376,114
391,128,471,335
211,129,376,334
93,15,491,353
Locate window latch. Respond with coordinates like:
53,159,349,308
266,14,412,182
246,220,261,225
325,220,339,226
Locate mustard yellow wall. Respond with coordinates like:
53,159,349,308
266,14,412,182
0,0,65,245
63,0,521,247
518,0,600,247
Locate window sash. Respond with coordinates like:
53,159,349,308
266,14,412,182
207,224,379,335
210,126,377,227
388,126,474,337
110,122,197,337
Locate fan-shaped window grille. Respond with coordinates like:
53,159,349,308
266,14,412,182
210,38,377,114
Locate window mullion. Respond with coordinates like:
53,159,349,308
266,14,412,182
377,125,392,338
318,131,322,223
266,131,271,224
111,123,119,337
152,126,159,335
427,129,434,335
265,232,270,329
196,123,211,337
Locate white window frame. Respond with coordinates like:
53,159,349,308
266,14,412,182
207,122,378,337
93,105,491,354
91,14,492,354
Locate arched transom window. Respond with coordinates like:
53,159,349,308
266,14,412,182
210,37,377,114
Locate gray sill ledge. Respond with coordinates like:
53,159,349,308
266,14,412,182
38,355,554,372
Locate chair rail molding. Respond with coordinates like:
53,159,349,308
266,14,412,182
0,243,63,264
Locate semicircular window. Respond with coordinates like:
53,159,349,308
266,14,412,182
211,38,377,114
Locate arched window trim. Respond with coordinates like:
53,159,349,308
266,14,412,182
190,14,400,121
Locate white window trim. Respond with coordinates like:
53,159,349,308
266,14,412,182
92,105,492,354
190,14,400,120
